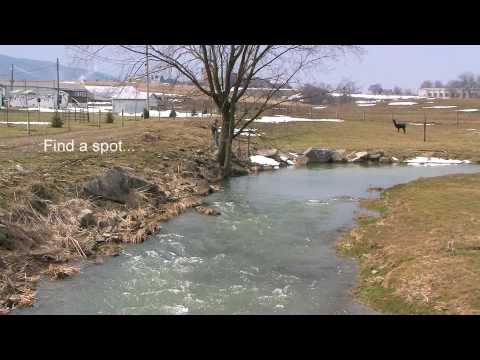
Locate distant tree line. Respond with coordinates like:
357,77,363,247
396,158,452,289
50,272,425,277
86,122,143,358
420,72,480,89
367,83,414,96
300,80,362,105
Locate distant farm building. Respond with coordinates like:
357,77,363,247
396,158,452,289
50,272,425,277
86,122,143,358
111,86,160,114
9,88,69,108
0,80,92,107
418,87,480,99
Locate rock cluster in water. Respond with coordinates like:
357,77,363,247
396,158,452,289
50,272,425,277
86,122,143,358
249,147,399,170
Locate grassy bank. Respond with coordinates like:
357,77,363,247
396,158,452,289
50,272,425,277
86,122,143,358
337,173,480,314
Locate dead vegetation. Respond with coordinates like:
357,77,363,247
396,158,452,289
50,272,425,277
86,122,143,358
0,119,226,313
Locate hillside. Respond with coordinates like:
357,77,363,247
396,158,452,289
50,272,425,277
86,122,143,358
0,54,115,81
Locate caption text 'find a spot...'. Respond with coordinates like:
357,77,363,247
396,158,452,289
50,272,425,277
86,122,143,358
43,139,134,154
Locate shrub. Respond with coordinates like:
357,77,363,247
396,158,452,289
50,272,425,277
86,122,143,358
51,112,63,128
105,112,114,123
143,108,150,119
169,109,177,118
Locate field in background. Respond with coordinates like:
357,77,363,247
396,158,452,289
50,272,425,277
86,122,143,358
2,96,480,161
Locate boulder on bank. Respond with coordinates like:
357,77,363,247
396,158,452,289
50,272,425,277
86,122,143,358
379,156,393,164
331,149,347,162
303,148,335,163
347,151,368,162
79,209,96,227
367,150,385,161
83,167,167,204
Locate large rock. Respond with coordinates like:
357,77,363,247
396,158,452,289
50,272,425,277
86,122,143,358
331,149,347,162
256,148,278,158
367,150,385,161
295,155,309,167
79,209,96,228
379,156,393,164
347,151,368,162
83,167,166,204
303,148,335,163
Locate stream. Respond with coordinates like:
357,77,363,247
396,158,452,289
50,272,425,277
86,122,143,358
15,163,480,314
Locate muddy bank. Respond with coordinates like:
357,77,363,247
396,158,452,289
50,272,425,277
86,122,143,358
0,120,251,313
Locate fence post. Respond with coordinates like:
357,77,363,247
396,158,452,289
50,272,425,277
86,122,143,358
74,107,77,122
456,111,459,128
27,109,30,136
98,110,101,128
363,111,365,121
424,112,427,142
122,110,124,127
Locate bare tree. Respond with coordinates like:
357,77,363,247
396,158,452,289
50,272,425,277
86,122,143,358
301,83,334,104
420,80,433,88
368,83,383,95
458,72,476,89
70,45,361,177
393,86,403,95
434,80,443,88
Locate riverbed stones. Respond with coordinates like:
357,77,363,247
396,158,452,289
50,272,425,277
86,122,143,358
83,167,166,204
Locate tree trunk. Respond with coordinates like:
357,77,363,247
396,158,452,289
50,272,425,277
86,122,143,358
217,109,234,178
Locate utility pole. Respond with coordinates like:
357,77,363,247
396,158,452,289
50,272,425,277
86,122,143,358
145,45,150,117
56,58,60,110
10,64,14,91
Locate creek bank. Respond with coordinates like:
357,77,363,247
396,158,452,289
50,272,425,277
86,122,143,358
0,126,250,314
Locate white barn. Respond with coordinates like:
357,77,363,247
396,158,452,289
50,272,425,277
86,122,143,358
111,86,159,114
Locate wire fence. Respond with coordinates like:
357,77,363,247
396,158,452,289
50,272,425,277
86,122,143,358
1,102,479,139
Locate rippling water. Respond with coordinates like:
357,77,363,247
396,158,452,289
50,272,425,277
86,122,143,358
16,163,480,314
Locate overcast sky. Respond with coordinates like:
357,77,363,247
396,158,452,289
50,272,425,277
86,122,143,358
0,45,478,91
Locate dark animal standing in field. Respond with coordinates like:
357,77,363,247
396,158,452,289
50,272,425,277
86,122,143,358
392,119,407,134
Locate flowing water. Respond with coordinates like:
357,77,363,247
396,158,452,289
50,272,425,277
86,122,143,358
16,163,480,315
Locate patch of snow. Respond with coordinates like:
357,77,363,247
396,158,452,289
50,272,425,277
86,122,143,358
357,103,376,107
254,116,344,123
313,106,326,109
331,93,422,100
422,105,457,109
0,121,48,125
457,108,479,112
405,157,471,165
408,123,434,126
388,102,418,106
250,155,280,167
